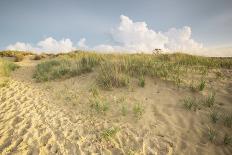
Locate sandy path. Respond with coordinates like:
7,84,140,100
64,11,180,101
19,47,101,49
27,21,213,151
0,78,176,154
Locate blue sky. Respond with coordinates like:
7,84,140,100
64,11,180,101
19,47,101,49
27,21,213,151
1,0,232,54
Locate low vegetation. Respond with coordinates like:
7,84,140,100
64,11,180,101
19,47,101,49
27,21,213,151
33,55,100,82
138,76,145,87
0,50,33,62
204,92,215,108
89,97,109,114
223,134,232,145
133,102,145,119
0,59,19,77
207,127,217,142
223,114,232,128
209,110,220,123
32,52,232,90
101,127,119,141
183,96,198,111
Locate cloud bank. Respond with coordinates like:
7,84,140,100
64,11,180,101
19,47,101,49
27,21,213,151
6,15,203,54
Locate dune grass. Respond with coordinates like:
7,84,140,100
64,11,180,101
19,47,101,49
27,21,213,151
183,96,199,111
33,54,100,82
0,50,34,62
207,127,217,142
33,52,232,89
204,92,216,108
0,59,19,77
101,127,119,141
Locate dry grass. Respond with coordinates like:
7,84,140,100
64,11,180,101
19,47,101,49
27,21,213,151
0,59,19,77
0,50,33,62
32,52,232,89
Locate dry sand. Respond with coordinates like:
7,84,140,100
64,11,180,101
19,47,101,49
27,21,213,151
0,58,231,155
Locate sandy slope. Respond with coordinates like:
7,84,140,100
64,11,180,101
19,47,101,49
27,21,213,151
0,59,231,155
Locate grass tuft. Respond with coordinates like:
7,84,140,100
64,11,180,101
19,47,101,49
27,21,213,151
223,134,232,145
97,62,130,89
138,76,145,87
133,102,144,119
209,110,220,123
223,114,232,128
198,79,206,91
101,127,119,141
0,59,19,77
90,97,109,114
121,105,128,116
204,92,215,108
183,96,198,111
207,127,217,142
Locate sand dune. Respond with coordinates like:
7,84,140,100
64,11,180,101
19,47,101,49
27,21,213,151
0,57,231,155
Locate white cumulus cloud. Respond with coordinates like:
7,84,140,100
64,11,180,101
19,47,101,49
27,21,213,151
6,42,36,51
164,26,203,51
6,37,77,53
5,15,203,54
77,38,88,49
109,15,168,52
37,37,76,52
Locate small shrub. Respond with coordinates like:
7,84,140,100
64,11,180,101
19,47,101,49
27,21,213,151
207,127,217,142
33,55,44,60
101,127,119,141
223,134,232,145
14,54,24,62
133,102,144,119
204,92,215,108
138,76,145,87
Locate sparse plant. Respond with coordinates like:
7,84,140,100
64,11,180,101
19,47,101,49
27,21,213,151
101,127,119,140
223,114,232,128
189,81,198,92
223,134,232,145
207,127,217,142
209,110,220,123
138,76,145,87
204,92,215,108
121,105,128,116
183,96,198,111
89,85,99,98
133,102,144,119
90,97,109,114
198,79,206,91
